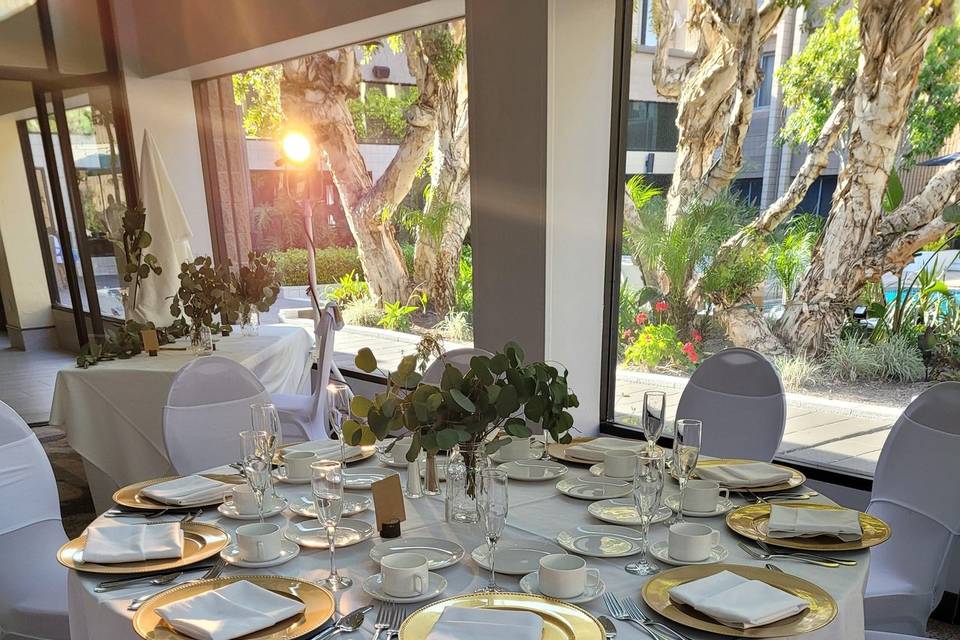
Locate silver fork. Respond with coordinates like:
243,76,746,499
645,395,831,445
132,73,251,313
128,557,226,611
601,593,659,639
737,541,839,568
386,606,406,639
372,603,395,640
622,596,696,640
754,540,857,566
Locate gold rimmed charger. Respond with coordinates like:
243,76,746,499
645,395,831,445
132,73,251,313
274,444,376,466
547,437,597,465
642,563,838,638
112,476,232,511
676,458,806,493
132,575,335,640
726,503,891,551
399,592,604,640
57,522,229,574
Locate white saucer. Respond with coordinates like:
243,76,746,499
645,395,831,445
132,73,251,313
556,525,644,558
649,540,729,566
664,494,735,517
587,499,672,526
361,572,447,603
284,517,375,548
288,494,371,518
343,468,398,489
217,497,287,520
498,459,568,481
587,464,635,481
471,540,566,575
220,539,300,568
519,571,605,604
271,468,311,484
555,476,632,500
370,537,464,569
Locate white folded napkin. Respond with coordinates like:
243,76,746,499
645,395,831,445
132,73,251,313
155,580,305,640
81,521,183,564
669,570,808,629
694,462,793,488
565,437,648,462
140,475,232,506
426,606,543,640
287,441,362,461
767,505,863,541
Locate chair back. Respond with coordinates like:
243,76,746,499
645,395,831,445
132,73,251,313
422,347,495,385
675,347,785,462
163,356,271,474
308,304,340,438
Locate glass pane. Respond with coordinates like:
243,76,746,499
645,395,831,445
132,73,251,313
47,0,107,74
0,2,46,69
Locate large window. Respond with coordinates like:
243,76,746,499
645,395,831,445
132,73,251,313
755,52,774,107
626,101,678,152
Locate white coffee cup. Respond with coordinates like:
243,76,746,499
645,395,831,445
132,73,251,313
283,450,317,480
668,523,720,562
235,522,283,562
498,436,532,462
604,450,638,479
381,552,428,597
223,484,274,515
681,479,729,513
538,554,600,599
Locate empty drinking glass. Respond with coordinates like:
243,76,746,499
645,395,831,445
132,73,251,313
642,391,666,452
312,460,351,590
625,450,665,576
327,382,353,463
476,468,509,592
672,419,702,525
251,402,282,497
240,430,271,522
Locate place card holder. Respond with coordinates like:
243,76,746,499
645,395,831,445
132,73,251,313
371,474,406,537
140,329,160,357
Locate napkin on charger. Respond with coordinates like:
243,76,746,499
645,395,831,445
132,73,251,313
81,521,183,564
426,606,543,640
694,462,793,488
140,475,232,506
286,440,363,461
669,570,809,629
155,580,305,640
767,504,863,541
565,437,649,463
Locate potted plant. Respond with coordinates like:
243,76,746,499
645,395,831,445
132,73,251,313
230,252,281,336
169,256,233,349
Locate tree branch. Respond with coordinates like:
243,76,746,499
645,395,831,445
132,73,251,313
878,158,960,236
651,0,685,98
757,0,785,42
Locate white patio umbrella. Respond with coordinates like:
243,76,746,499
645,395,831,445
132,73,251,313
130,130,194,324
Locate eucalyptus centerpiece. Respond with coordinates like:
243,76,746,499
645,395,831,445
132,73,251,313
230,252,281,336
168,256,234,348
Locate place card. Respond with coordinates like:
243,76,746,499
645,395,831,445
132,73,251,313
141,329,160,356
371,474,406,531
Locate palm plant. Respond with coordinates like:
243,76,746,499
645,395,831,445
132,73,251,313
766,214,824,301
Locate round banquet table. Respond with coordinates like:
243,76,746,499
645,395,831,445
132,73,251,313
50,324,313,512
67,450,869,640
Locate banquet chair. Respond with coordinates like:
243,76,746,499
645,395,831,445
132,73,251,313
272,303,342,441
421,347,495,385
674,347,785,462
163,356,273,475
0,401,69,640
864,381,960,636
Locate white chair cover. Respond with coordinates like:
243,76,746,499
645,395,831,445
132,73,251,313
865,381,960,636
162,356,272,475
0,401,69,640
866,633,928,640
421,347,495,385
675,347,786,462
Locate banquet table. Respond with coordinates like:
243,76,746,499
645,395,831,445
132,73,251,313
66,448,869,640
50,325,313,511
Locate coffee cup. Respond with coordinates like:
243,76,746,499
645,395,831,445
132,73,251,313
681,479,729,513
668,523,720,562
381,552,428,597
283,450,317,480
538,554,600,599
604,450,638,479
235,522,283,562
498,436,532,462
223,484,274,515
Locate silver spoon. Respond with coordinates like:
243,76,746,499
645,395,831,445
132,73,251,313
597,615,618,639
310,605,373,640
95,572,182,593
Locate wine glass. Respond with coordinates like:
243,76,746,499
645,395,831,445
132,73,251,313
672,419,702,525
642,391,666,452
625,450,665,575
312,459,351,590
240,430,271,522
327,381,353,463
251,402,282,497
476,468,509,592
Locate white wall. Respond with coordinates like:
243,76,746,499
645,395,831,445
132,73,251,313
545,0,617,433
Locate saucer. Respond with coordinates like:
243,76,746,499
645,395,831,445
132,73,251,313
284,518,375,548
288,494,371,518
587,499,672,526
587,464,634,481
648,540,729,566
555,476,632,500
220,539,300,568
361,572,447,603
498,459,568,482
519,571,605,604
217,497,287,520
369,537,464,569
664,494,735,517
271,468,311,484
343,468,398,489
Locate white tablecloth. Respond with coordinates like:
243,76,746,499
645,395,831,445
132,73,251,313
51,325,312,510
67,453,868,640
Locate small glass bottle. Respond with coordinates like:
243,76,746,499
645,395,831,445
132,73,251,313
405,455,424,499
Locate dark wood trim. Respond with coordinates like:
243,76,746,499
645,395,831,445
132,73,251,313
34,0,59,72
192,80,229,266
16,120,59,305
341,367,389,387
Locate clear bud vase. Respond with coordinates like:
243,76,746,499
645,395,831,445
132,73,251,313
190,324,212,356
240,308,260,336
424,451,441,496
445,441,489,524
405,456,424,499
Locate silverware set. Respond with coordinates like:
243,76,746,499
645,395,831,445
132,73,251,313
603,592,693,640
734,489,819,503
127,557,226,611
370,603,406,640
737,540,856,568
104,508,201,524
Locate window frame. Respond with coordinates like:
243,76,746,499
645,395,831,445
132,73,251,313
754,51,775,108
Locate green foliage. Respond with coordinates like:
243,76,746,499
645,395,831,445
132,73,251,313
904,22,960,164
774,352,823,390
348,85,419,141
433,310,473,342
168,256,233,330
623,323,699,369
378,300,417,332
882,168,904,213
232,65,284,138
395,189,467,244
766,214,824,298
115,204,162,312
330,270,369,304
76,318,190,368
700,237,769,307
266,247,365,285
826,336,877,382
826,335,925,382
342,295,384,327
419,27,465,81
453,245,473,315
230,252,281,317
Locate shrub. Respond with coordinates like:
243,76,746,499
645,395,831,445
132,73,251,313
453,246,473,315
774,352,823,390
623,323,699,369
434,311,473,342
826,336,877,382
342,296,384,327
872,334,925,382
330,270,368,304
267,245,416,285
378,300,417,332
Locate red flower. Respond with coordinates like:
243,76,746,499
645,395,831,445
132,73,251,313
623,329,633,340
654,300,669,313
682,341,699,363
635,312,648,325
692,329,703,342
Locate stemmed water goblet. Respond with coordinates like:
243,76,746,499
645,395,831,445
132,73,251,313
240,429,271,523
327,381,353,463
672,419,702,525
251,402,282,498
625,450,665,575
312,459,352,590
642,391,666,452
476,468,509,592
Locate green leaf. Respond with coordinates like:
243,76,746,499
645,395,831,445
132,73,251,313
504,417,531,438
495,384,520,416
342,419,375,446
524,396,546,421
943,204,960,224
355,347,378,373
436,429,460,450
440,364,463,391
350,395,373,418
426,392,444,412
408,432,423,461
137,230,152,249
882,168,904,213
396,354,417,376
449,388,476,412
489,354,508,375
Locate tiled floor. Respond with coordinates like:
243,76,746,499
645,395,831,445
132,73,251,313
0,333,75,424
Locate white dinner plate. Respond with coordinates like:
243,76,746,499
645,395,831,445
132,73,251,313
369,537,464,569
219,539,300,568
288,494,371,518
664,494,735,517
216,497,287,520
471,540,566,575
519,571,605,604
498,459,568,482
283,518,375,548
556,476,632,500
343,468,398,489
587,499,672,526
556,525,645,558
361,572,447,603
648,540,729,566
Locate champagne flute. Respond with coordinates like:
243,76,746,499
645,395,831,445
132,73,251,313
312,459,351,590
625,450,665,575
476,468,509,592
327,381,353,463
642,391,666,452
251,402,282,497
672,419,702,525
240,430,271,523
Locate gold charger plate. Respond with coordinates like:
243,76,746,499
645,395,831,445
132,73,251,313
642,563,838,638
57,522,228,574
399,592,604,640
273,444,376,465
678,458,806,493
132,575,335,640
726,502,891,551
112,476,236,511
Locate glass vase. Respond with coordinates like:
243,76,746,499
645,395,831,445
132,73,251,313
424,451,441,496
445,441,490,524
240,308,260,336
190,324,212,356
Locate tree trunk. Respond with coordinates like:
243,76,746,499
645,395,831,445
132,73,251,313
716,301,788,356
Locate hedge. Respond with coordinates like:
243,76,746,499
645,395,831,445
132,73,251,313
268,245,416,285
